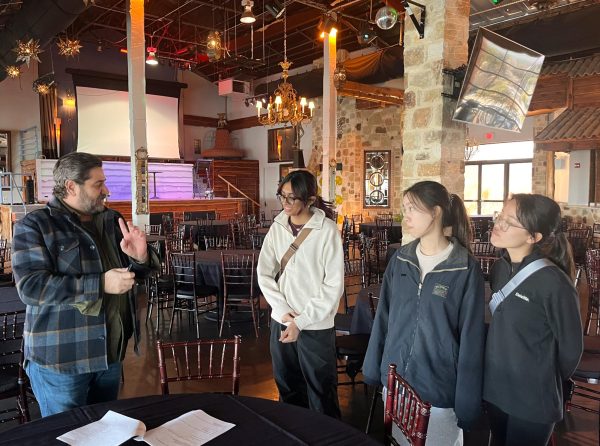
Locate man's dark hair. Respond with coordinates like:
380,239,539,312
53,152,103,199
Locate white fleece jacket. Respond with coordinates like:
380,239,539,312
257,207,344,331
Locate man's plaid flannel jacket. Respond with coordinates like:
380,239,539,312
12,197,158,374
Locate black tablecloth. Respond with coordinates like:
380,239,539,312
386,242,402,263
359,222,402,244
181,220,231,237
0,287,25,313
194,249,260,297
350,284,381,335
1,393,379,446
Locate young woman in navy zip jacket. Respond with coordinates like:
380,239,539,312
363,181,485,445
485,194,583,446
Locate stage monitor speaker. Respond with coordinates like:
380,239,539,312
25,177,35,204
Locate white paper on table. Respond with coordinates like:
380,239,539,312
57,410,146,446
133,410,236,446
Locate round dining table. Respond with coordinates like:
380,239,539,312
179,219,231,237
359,222,402,244
1,393,379,445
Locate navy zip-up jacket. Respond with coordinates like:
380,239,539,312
363,238,486,429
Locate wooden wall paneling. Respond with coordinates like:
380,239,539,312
212,160,260,215
573,76,600,108
529,75,569,112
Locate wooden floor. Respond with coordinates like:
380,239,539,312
2,289,599,445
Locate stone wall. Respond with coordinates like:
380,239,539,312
532,113,553,196
561,204,600,224
307,97,404,221
401,0,469,197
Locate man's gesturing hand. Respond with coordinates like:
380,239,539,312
118,218,148,263
103,268,135,294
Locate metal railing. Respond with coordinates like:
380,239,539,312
217,175,260,214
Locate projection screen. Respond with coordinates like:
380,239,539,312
76,86,180,159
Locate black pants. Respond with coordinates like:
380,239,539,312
270,322,341,419
487,402,554,446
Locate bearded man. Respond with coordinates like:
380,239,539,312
12,152,158,416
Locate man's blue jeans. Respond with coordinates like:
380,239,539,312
25,360,122,417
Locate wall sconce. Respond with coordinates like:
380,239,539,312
63,90,76,108
441,64,466,100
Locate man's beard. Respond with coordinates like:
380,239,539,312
79,189,106,215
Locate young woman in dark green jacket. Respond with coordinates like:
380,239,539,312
485,194,583,446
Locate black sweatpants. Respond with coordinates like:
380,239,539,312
487,402,555,446
270,322,341,419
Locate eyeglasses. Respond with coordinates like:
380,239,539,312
492,211,527,232
276,193,299,206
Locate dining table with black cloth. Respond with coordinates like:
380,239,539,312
350,283,381,335
145,234,167,260
386,242,402,264
0,287,25,313
180,219,231,237
190,249,261,322
0,393,379,446
359,222,402,243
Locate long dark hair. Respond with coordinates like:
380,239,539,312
512,193,575,279
404,181,472,251
277,170,336,220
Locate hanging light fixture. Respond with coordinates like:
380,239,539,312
146,46,159,65
13,38,43,66
256,3,313,169
206,30,223,61
240,0,256,24
5,65,20,79
257,0,314,151
57,36,82,58
375,4,398,30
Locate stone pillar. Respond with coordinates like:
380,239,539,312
401,1,469,199
532,113,554,197
126,0,149,227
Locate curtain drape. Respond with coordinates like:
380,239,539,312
39,86,58,159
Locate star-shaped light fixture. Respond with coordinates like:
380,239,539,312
57,37,82,58
5,65,20,79
13,39,43,66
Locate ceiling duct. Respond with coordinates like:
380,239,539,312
0,0,87,82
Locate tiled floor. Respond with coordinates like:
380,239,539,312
2,290,599,445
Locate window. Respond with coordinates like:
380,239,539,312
464,141,533,215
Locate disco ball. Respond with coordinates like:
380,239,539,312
375,6,398,30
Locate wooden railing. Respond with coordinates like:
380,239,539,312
217,175,260,214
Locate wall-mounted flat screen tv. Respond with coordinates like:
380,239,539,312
453,28,545,132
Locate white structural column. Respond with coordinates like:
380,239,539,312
126,0,149,226
321,32,337,201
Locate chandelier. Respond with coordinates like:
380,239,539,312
256,60,314,126
256,3,314,127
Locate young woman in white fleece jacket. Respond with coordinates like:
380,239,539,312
257,170,344,418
